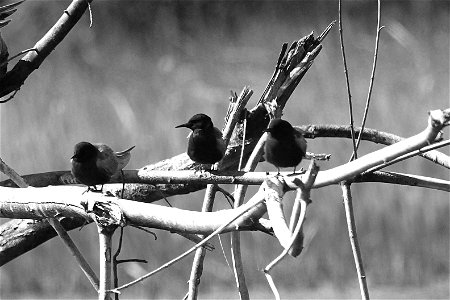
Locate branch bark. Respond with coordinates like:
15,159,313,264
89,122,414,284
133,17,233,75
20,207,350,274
0,0,93,98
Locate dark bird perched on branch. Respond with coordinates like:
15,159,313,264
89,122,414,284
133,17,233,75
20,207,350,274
176,113,226,165
264,118,307,174
71,142,135,194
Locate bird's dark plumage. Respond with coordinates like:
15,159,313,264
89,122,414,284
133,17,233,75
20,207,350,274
71,141,135,188
264,119,307,173
176,113,226,165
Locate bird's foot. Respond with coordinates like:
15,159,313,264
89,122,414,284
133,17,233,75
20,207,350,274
84,185,103,194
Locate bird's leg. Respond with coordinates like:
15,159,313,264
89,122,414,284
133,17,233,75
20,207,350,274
90,185,103,193
120,169,125,199
82,186,91,194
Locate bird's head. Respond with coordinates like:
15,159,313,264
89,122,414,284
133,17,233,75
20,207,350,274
264,119,296,139
71,142,98,163
176,113,214,131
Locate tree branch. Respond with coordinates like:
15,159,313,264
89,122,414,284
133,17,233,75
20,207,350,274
341,183,370,299
0,0,93,98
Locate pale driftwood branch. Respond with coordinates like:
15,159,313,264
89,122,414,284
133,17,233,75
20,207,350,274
266,161,318,251
365,139,450,173
91,197,123,300
356,171,450,191
0,156,28,187
1,110,448,220
342,183,370,300
2,122,448,193
264,162,319,300
0,155,99,288
309,109,449,188
111,181,272,294
0,186,269,234
0,0,93,98
97,228,114,300
1,167,444,267
222,86,253,146
1,153,102,290
300,124,450,169
0,217,86,266
288,160,318,257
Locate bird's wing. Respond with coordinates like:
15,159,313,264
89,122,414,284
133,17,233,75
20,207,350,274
115,146,135,170
213,127,227,155
94,144,118,176
213,127,224,139
294,130,307,155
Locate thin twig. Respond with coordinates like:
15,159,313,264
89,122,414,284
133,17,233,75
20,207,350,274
338,0,358,158
0,48,37,68
0,156,27,187
341,183,370,299
87,1,93,28
187,185,217,300
112,227,124,300
350,0,384,161
48,218,99,291
111,193,267,293
231,133,268,300
238,110,248,171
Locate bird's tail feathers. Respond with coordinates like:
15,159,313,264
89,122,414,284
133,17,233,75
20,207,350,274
116,145,135,156
115,146,135,170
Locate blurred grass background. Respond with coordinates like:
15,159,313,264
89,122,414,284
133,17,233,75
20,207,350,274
0,0,449,299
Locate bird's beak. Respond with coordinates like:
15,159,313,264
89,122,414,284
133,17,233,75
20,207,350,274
175,123,190,129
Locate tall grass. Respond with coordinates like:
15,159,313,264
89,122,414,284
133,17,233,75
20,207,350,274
0,1,448,298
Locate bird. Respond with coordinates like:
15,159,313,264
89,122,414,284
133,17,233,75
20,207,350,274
176,113,226,165
71,142,135,194
264,118,307,174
